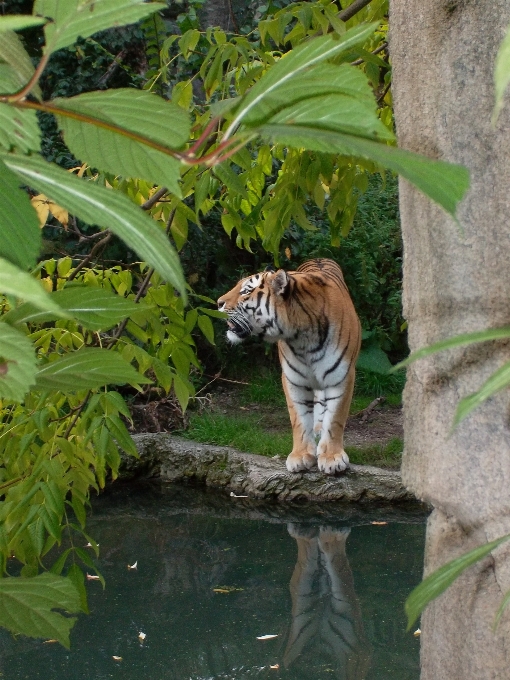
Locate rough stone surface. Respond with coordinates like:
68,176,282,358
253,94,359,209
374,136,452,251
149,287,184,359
120,433,417,504
390,1,510,676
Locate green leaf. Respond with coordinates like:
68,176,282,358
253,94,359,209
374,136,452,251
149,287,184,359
227,23,378,133
241,63,376,125
494,23,510,122
197,314,215,345
268,94,393,142
213,163,248,200
35,347,151,392
405,533,510,630
0,161,41,268
259,126,469,218
0,342,34,405
494,588,510,630
0,257,65,314
67,564,89,615
0,15,46,32
173,373,190,412
454,360,510,426
2,153,186,298
53,89,190,196
4,286,148,331
0,572,82,647
356,346,392,374
392,327,510,371
106,414,138,457
0,31,42,100
0,100,40,154
34,0,167,55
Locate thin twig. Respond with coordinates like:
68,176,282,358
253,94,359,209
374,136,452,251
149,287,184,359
96,49,128,88
350,41,388,66
377,80,391,104
105,209,176,348
338,0,374,23
350,396,386,421
67,233,112,281
141,186,168,210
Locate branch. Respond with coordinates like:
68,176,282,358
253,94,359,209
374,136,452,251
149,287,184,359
338,0,374,23
141,186,168,210
67,232,112,282
350,41,388,66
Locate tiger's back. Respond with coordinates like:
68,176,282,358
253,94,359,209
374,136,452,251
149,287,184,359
217,258,361,475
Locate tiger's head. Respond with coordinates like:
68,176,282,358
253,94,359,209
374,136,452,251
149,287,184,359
217,266,292,344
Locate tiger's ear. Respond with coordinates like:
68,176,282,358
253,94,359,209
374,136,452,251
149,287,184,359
271,269,290,297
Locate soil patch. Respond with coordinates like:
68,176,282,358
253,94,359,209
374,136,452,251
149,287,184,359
208,385,403,450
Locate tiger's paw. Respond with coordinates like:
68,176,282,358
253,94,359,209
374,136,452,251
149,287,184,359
286,450,316,473
317,449,349,475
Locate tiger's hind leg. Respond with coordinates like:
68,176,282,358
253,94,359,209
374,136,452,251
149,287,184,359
282,373,317,472
317,365,355,475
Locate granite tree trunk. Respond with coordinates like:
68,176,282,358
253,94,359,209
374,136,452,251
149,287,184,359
390,1,510,677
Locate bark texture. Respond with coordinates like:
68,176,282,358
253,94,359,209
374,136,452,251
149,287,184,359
390,1,510,677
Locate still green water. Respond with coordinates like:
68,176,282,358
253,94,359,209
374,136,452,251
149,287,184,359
0,485,426,680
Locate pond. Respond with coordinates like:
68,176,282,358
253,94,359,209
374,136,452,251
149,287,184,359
0,484,427,680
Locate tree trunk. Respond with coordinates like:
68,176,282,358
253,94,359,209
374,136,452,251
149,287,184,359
390,1,510,677
199,0,236,32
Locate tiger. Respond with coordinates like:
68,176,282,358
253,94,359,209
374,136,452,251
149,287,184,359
217,258,361,475
284,524,371,679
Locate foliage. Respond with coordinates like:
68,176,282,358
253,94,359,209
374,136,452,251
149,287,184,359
0,0,470,646
405,533,510,631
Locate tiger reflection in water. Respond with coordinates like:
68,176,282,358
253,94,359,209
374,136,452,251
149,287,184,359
284,524,371,680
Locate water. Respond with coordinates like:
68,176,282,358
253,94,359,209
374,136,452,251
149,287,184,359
0,484,426,680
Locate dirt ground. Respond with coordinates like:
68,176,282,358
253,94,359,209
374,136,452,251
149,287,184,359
208,385,404,449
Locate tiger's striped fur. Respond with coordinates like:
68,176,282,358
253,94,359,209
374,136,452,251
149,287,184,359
217,258,361,475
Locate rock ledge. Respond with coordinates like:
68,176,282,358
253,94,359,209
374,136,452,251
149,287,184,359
123,433,416,503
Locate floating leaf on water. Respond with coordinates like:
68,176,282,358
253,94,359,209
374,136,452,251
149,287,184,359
230,492,248,498
138,632,146,642
212,585,244,594
112,656,123,661
84,542,98,548
257,634,278,640
270,664,280,669
128,561,138,570
371,521,388,526
414,628,421,637
43,640,58,644
86,574,100,581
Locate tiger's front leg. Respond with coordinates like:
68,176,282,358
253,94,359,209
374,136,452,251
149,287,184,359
316,367,355,475
282,373,317,472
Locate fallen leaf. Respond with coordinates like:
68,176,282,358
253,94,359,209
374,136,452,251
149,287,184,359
112,656,123,661
414,628,421,637
213,585,244,593
128,561,138,570
86,573,100,581
257,634,278,640
270,664,280,670
138,632,146,642
371,521,388,526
